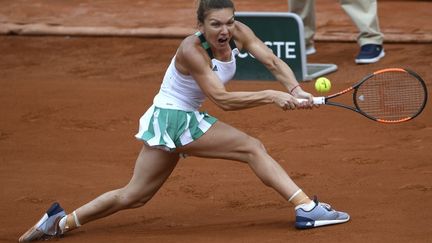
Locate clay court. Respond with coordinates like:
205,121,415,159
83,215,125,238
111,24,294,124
1,1,431,242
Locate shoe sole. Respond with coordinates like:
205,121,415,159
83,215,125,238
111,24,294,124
296,216,350,229
355,50,385,64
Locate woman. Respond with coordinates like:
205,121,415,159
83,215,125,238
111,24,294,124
19,0,349,241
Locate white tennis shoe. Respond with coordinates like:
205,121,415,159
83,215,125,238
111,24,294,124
19,202,66,242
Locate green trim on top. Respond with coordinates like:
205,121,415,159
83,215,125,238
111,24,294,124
195,31,238,60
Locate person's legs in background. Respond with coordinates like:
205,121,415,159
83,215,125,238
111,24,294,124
289,0,317,55
340,0,385,64
289,0,385,63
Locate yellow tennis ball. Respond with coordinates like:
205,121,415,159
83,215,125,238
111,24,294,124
315,77,331,93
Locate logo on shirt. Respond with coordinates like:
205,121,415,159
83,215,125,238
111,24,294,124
212,65,218,71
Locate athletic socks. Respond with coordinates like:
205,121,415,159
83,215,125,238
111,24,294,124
58,211,81,234
295,199,316,211
288,189,312,206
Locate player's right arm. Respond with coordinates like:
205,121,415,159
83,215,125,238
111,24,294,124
234,21,313,107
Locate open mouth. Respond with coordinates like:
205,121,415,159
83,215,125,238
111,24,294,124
218,37,229,44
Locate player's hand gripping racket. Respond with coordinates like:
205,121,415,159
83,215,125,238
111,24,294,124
299,68,428,123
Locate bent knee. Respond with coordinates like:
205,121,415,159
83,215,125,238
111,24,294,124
244,136,267,162
249,136,267,153
116,188,153,209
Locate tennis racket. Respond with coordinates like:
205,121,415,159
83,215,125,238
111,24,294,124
299,68,428,123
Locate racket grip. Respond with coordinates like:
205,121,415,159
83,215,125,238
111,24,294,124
296,97,325,104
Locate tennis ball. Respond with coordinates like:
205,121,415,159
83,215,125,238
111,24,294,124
315,77,331,93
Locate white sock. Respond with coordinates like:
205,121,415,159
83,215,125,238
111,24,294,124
295,199,316,211
73,211,82,227
58,216,67,234
58,211,81,234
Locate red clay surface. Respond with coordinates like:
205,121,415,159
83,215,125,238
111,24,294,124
1,1,431,243
1,0,431,41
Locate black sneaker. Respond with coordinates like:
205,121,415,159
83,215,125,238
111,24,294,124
355,44,385,64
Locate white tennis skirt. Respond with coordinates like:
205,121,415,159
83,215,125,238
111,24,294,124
135,105,217,151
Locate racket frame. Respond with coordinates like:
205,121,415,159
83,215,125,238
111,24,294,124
312,68,428,123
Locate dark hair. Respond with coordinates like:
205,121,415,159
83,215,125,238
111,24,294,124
197,0,235,23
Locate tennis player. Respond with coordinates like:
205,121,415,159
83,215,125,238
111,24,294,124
19,0,349,241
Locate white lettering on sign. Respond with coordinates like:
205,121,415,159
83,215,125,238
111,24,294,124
238,41,297,59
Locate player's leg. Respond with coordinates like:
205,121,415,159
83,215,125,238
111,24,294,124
177,121,308,203
177,120,349,229
19,145,179,242
66,145,179,228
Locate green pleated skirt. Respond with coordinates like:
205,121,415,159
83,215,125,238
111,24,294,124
135,105,217,151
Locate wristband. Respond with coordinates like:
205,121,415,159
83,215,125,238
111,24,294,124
290,84,300,93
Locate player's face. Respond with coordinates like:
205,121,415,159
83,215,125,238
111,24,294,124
199,8,235,50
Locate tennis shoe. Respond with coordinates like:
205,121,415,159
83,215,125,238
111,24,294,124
295,196,350,229
19,202,66,242
355,44,385,64
306,46,316,55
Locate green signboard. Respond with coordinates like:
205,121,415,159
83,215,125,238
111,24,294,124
234,12,306,81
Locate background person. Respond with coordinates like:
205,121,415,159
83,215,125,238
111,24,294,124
289,0,385,64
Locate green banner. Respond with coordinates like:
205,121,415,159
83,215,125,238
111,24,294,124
234,12,306,81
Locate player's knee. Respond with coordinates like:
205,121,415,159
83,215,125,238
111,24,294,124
117,189,152,209
244,136,267,162
252,136,267,153
127,198,150,209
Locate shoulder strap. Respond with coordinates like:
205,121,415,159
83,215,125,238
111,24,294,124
195,32,238,58
229,38,237,50
195,32,214,59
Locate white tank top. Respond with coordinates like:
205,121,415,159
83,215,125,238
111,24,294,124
153,47,239,111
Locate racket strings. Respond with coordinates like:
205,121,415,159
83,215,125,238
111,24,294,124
355,71,426,121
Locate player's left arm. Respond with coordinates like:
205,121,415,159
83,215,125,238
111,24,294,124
234,21,313,103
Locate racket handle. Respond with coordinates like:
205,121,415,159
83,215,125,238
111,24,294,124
296,97,325,105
